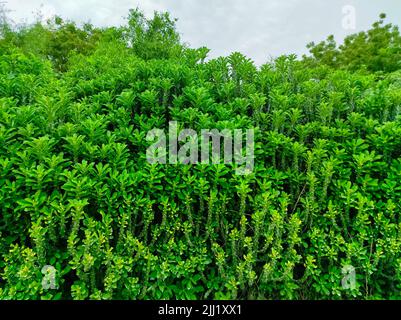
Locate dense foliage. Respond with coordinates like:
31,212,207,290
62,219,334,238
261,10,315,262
0,8,401,300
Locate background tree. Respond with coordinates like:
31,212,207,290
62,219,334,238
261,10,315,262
124,8,184,60
304,14,401,73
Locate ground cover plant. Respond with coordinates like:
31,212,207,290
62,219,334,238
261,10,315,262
0,7,401,300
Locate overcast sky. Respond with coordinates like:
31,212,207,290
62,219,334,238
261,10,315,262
3,0,401,65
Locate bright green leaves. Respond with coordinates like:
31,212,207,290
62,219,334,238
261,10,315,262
0,10,401,301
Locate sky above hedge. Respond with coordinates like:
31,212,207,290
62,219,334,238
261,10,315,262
5,0,401,65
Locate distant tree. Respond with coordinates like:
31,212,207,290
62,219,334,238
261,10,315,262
0,7,185,70
0,1,13,41
45,17,103,72
304,13,401,73
0,12,105,72
124,8,184,60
